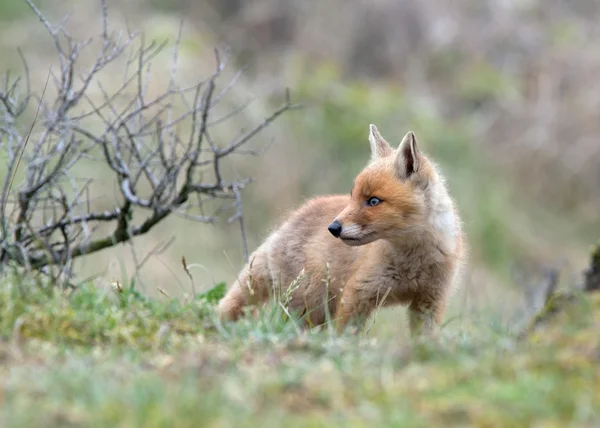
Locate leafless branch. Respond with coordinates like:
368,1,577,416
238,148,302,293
0,1,297,280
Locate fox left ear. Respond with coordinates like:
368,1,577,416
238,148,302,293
395,131,420,179
369,124,393,160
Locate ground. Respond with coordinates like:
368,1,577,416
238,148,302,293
1,271,598,427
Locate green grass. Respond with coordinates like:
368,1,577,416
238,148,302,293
1,271,599,427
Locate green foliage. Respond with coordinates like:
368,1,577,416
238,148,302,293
551,21,579,46
196,281,226,304
293,62,408,179
0,272,214,350
458,60,518,107
0,0,36,21
146,0,188,13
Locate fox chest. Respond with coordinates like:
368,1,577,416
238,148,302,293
355,255,447,299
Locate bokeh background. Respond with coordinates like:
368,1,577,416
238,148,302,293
1,0,599,335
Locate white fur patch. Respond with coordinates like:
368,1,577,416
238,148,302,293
428,179,458,253
340,223,362,239
433,210,456,236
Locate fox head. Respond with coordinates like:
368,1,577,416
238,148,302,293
328,125,442,246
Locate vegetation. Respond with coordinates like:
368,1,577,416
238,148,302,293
1,263,599,427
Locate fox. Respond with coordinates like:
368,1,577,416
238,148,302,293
217,125,465,336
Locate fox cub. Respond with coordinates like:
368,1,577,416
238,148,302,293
217,125,465,336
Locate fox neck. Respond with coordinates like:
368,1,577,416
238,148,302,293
386,176,458,254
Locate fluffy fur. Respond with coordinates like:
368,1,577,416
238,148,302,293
217,125,465,336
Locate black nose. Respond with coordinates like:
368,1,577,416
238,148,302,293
328,220,342,238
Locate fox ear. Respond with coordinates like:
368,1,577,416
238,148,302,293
369,124,393,160
395,131,420,179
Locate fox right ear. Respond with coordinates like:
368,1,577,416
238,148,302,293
369,124,393,160
395,131,421,179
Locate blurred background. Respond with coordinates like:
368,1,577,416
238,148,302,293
1,0,599,335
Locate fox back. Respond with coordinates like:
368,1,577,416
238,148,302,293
217,125,465,335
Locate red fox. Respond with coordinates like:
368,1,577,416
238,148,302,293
217,125,465,336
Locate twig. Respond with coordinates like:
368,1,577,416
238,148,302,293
181,255,197,296
2,67,51,234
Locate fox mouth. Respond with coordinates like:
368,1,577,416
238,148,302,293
339,232,376,246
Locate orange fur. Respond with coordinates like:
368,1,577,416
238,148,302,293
217,125,466,336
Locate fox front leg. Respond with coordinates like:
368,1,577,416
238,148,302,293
408,295,446,337
334,281,379,333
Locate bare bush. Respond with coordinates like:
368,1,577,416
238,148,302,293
0,0,297,281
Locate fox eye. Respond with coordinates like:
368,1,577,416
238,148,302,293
366,197,381,207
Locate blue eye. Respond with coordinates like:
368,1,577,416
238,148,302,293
366,197,381,207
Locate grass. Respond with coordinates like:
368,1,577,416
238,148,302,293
1,270,599,427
